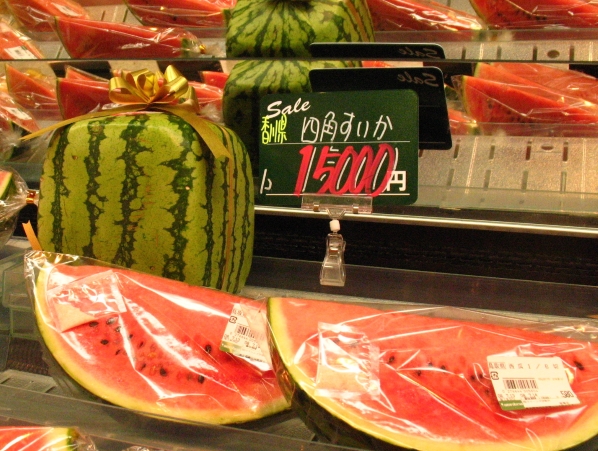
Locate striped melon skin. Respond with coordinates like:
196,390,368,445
223,59,354,174
38,112,254,293
225,0,374,57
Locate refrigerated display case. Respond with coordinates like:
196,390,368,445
2,1,598,450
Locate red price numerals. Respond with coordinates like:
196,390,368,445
295,143,397,196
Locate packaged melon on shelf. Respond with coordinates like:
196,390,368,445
4,0,90,39
35,66,254,294
0,20,44,59
468,0,598,29
124,0,234,29
268,296,598,451
24,250,289,424
367,0,485,32
54,17,206,59
5,64,61,122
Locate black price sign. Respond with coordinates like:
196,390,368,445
258,89,419,208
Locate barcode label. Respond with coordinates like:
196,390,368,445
235,324,255,339
488,356,580,410
504,378,538,390
220,303,271,371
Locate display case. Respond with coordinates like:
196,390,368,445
2,0,598,450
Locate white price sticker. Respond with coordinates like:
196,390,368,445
5,46,38,60
220,303,271,370
487,356,580,410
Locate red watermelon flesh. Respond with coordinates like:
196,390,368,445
124,0,233,28
0,20,44,59
56,78,113,119
4,0,90,35
367,0,484,32
64,65,109,82
489,62,598,105
0,427,79,451
458,75,598,136
5,64,60,120
268,297,598,451
468,0,598,29
0,90,39,134
54,17,206,59
32,258,289,424
474,63,598,112
199,70,229,89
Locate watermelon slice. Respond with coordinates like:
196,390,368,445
0,427,80,451
268,297,598,451
468,0,598,29
54,17,206,59
367,0,484,32
457,75,598,136
4,64,61,120
0,20,44,59
473,62,598,111
489,62,598,105
30,254,289,425
4,0,90,36
199,70,229,89
124,0,234,28
56,78,112,119
64,65,109,82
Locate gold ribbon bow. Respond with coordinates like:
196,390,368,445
21,66,230,160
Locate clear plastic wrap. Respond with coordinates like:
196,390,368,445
24,251,289,425
453,73,598,137
54,17,206,59
4,0,90,39
268,296,598,451
0,426,95,451
0,166,28,248
5,64,61,121
469,0,598,29
367,0,485,32
124,0,234,29
0,20,44,59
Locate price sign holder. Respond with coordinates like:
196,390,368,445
259,83,420,287
301,195,373,286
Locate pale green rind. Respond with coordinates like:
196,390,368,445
33,266,288,425
267,297,598,451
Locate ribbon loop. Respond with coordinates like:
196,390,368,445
21,66,229,159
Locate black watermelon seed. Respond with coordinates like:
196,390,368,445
115,349,122,355
388,356,395,364
100,339,109,345
416,370,422,376
138,341,145,349
106,317,117,325
89,321,99,328
198,375,205,384
205,344,212,354
139,363,147,371
159,367,168,377
574,361,585,370
440,365,447,370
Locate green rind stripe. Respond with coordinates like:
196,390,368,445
225,0,374,57
38,112,253,293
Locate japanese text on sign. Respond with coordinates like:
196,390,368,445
258,90,419,207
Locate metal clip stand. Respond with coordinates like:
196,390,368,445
301,195,372,287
